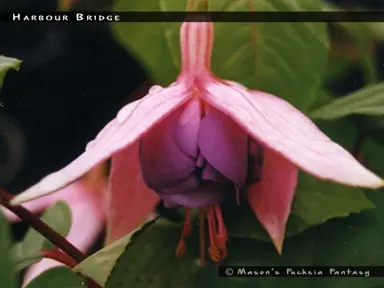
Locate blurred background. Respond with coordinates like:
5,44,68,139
0,0,384,250
0,0,149,243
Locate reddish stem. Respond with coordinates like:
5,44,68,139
87,278,102,288
41,249,101,287
0,189,102,287
0,189,85,263
41,249,78,268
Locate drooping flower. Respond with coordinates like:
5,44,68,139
11,21,384,262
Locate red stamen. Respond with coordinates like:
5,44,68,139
207,207,215,246
176,207,192,257
207,205,228,263
175,206,228,263
207,207,220,262
213,205,228,259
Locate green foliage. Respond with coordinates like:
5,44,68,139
311,83,384,119
0,56,21,88
111,0,328,112
24,267,85,288
363,138,384,176
103,202,384,288
12,250,42,273
0,212,17,288
73,223,149,286
12,201,72,272
38,201,72,250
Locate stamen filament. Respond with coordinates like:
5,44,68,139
207,207,215,246
206,205,228,263
213,205,228,259
176,207,192,257
175,206,228,263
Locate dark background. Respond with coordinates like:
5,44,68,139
0,0,146,194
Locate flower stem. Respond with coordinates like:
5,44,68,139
0,189,102,288
41,249,78,268
0,188,85,263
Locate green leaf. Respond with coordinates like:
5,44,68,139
209,0,329,111
106,202,384,288
0,212,17,288
112,0,328,112
73,221,153,286
337,22,384,41
12,245,42,272
24,267,85,288
15,201,72,257
310,191,384,288
311,83,384,119
363,138,384,177
225,173,375,241
315,117,358,150
309,89,335,111
0,56,21,88
111,0,180,85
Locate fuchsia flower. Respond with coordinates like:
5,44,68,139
11,21,384,263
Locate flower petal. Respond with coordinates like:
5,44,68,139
203,80,384,188
140,104,197,190
202,162,229,183
159,173,200,195
2,168,105,222
162,180,233,208
106,142,159,244
1,196,51,223
198,106,248,185
23,180,105,286
247,147,298,254
174,98,202,158
11,83,193,205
